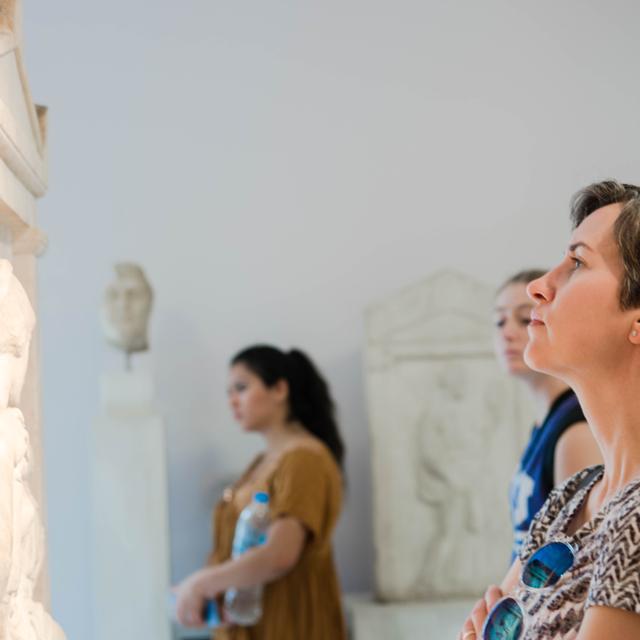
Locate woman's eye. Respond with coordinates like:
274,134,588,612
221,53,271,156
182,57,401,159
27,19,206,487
495,319,506,328
571,257,583,270
519,317,531,326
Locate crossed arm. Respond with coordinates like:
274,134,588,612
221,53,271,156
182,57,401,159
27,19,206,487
174,516,306,627
457,560,640,639
457,559,520,640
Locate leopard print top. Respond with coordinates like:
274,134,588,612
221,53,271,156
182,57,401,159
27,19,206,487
516,465,640,638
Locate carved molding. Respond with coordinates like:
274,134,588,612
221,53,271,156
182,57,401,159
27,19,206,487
0,95,46,197
13,225,47,256
0,0,47,202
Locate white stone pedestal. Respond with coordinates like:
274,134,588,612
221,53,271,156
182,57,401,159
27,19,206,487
90,371,171,640
346,594,476,640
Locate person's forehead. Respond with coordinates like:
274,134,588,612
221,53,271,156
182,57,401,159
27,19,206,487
494,283,532,309
117,275,145,287
108,276,147,295
229,362,251,377
570,202,622,249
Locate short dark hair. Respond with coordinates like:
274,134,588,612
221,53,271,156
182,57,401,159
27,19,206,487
570,180,640,310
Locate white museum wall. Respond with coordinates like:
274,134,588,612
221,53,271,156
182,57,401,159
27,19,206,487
22,1,640,637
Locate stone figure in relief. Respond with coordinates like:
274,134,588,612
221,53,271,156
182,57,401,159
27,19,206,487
101,263,153,367
414,362,507,596
0,259,65,639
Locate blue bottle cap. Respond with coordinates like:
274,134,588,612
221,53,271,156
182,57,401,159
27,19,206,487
167,592,220,629
254,491,269,504
204,600,221,628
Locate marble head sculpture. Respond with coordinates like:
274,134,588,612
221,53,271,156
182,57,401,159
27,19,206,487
102,263,153,355
0,259,66,639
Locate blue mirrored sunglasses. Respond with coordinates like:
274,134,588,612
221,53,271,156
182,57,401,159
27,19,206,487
481,540,576,640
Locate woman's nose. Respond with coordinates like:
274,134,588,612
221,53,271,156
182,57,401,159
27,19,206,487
500,320,518,341
527,272,554,303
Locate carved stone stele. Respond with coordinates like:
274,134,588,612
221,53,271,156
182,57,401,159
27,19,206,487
365,270,531,601
0,260,64,639
0,0,53,615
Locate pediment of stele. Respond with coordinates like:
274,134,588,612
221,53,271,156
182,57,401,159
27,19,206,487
366,270,495,364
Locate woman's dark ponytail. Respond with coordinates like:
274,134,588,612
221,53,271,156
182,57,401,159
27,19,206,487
285,349,344,470
231,345,345,470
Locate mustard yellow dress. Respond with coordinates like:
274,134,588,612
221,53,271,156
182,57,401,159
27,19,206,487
209,445,347,640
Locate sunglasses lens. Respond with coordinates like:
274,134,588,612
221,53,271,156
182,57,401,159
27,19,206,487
522,541,574,588
482,597,524,640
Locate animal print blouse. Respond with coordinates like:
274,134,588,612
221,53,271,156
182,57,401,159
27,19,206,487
517,465,640,638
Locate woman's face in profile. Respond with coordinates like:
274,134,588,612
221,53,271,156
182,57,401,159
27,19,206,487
493,283,533,377
525,203,630,380
227,363,287,432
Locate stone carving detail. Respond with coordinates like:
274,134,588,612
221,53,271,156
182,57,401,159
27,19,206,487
365,270,531,600
0,260,65,638
102,263,153,367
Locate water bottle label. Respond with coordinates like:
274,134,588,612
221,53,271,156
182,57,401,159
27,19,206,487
232,523,268,557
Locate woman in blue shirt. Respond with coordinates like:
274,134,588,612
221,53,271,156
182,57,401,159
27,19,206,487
493,270,602,559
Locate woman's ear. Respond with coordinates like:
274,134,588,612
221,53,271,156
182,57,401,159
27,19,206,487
273,378,290,403
629,319,640,344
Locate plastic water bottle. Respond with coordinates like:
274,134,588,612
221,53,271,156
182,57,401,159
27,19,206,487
224,491,270,625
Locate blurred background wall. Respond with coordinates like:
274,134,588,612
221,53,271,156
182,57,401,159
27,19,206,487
22,1,640,637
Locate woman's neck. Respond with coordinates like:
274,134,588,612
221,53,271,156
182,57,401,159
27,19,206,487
572,374,640,500
523,373,570,425
261,419,307,455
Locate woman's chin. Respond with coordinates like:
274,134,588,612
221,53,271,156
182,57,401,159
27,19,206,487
523,343,552,374
495,355,529,377
240,422,263,434
506,362,532,377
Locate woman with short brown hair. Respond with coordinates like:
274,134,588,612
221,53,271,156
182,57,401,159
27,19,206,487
460,181,640,639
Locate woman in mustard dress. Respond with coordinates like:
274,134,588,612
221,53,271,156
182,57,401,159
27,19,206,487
174,345,347,640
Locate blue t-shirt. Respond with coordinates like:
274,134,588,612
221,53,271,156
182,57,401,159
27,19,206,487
508,388,585,561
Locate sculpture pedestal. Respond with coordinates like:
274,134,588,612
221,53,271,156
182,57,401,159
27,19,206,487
90,371,171,640
345,594,476,640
